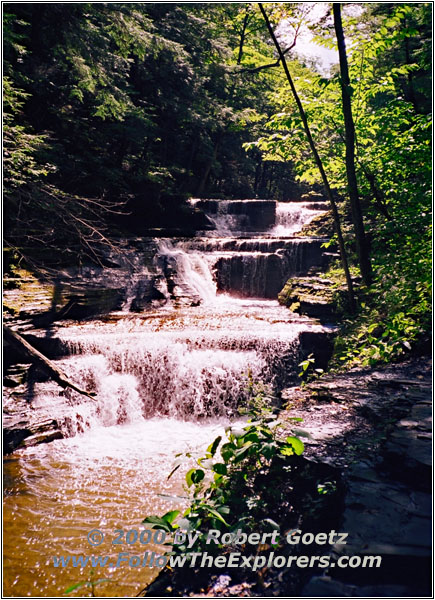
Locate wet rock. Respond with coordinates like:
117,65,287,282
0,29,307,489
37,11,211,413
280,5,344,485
18,427,63,448
3,426,32,453
299,298,336,319
4,418,63,453
298,209,334,238
278,275,343,321
192,199,276,231
215,240,328,298
301,575,357,597
3,364,30,387
298,330,335,371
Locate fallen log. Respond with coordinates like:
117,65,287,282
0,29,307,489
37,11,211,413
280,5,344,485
3,325,96,400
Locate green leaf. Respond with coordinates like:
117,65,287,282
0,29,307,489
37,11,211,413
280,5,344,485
221,443,234,462
186,468,205,486
198,458,214,469
217,505,230,515
212,463,228,475
142,515,173,532
204,506,229,526
207,436,222,457
234,442,253,460
64,582,88,594
162,510,180,524
261,442,277,459
285,436,305,455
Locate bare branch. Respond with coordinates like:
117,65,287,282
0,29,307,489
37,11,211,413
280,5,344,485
237,4,303,75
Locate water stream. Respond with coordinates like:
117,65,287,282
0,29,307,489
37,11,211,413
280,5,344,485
3,199,329,597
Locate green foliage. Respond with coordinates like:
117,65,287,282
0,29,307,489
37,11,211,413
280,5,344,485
251,4,431,368
298,353,324,383
144,394,311,553
3,3,305,261
298,353,315,378
3,77,49,188
332,259,431,368
64,569,111,597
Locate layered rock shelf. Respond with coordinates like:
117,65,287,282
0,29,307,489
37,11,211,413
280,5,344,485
285,358,432,598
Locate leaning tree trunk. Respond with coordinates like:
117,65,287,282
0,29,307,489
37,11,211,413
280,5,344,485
333,3,372,286
258,3,356,311
4,325,96,399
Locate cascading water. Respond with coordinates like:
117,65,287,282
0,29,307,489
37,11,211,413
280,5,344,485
4,198,330,597
272,201,329,236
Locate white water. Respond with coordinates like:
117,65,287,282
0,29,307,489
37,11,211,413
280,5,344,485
4,419,226,597
32,300,316,437
4,198,330,597
272,201,329,236
156,238,217,303
158,199,329,300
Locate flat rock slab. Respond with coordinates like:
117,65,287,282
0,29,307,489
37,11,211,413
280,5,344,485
302,576,428,598
294,358,432,597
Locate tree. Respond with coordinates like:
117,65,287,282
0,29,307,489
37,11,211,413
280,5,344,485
5,3,306,265
333,2,372,286
258,3,356,310
250,2,431,363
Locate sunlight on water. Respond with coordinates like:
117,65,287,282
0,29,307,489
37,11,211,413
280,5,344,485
3,199,330,597
272,202,328,236
4,419,227,597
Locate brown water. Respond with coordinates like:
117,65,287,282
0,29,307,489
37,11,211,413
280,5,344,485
3,299,325,597
3,200,329,597
4,418,225,597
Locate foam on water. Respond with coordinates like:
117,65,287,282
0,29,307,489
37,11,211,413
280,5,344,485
272,201,328,236
3,198,330,597
34,299,314,436
4,418,227,597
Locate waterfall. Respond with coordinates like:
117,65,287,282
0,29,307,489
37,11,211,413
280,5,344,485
189,198,276,234
272,201,329,236
5,198,330,438
4,197,333,598
155,199,328,301
10,198,329,437
34,302,313,436
156,239,217,304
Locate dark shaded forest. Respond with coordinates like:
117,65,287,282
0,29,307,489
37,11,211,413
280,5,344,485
3,2,432,364
4,3,309,254
2,5,433,598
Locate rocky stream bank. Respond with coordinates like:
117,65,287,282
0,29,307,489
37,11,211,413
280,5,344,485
142,357,432,598
3,198,431,598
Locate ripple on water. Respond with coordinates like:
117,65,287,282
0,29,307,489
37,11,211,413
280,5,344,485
3,418,227,597
4,301,328,596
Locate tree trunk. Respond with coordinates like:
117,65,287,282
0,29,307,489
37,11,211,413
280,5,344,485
4,325,96,399
237,12,250,65
258,3,356,311
333,3,372,286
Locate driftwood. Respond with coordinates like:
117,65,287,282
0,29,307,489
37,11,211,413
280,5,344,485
4,325,96,399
